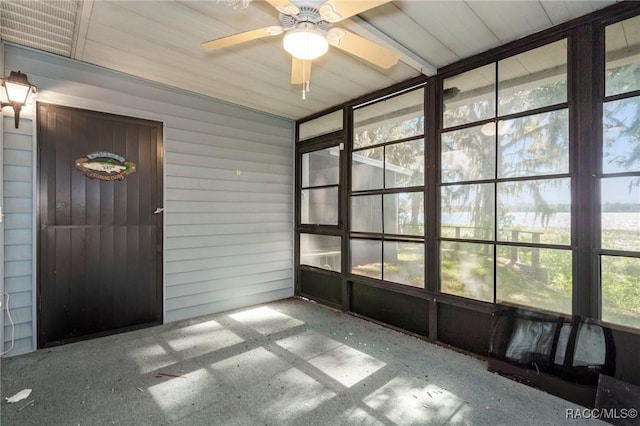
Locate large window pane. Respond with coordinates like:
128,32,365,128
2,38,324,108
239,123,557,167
301,188,338,225
443,64,495,129
441,183,494,240
383,241,424,288
496,246,571,315
383,192,424,236
354,88,424,149
302,147,339,187
300,234,341,272
299,110,343,141
351,195,382,233
603,96,640,174
498,109,569,178
440,241,494,302
601,255,640,330
498,40,567,116
351,239,382,279
386,139,424,188
352,147,384,191
601,177,640,252
605,15,640,97
441,124,495,183
497,178,571,246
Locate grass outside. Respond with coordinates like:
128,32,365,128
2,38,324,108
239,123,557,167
352,226,640,330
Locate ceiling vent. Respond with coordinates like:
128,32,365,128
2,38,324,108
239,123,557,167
0,0,79,57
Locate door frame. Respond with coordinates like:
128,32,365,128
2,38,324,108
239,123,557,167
34,100,166,349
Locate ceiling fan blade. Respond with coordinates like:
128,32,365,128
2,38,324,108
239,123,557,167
265,0,299,15
201,26,283,50
327,28,399,69
291,57,312,85
319,0,391,23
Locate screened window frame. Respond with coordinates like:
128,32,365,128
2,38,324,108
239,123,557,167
348,85,428,288
437,33,575,313
595,13,640,331
293,2,640,334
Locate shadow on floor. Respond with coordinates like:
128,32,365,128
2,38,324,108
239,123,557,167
1,297,605,425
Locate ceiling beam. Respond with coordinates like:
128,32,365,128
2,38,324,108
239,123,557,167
341,15,437,76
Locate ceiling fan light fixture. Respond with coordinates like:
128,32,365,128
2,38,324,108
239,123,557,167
283,29,328,60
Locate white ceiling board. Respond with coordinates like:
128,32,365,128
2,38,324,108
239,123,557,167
393,1,501,60
357,3,458,69
540,0,615,26
0,0,624,120
466,1,552,43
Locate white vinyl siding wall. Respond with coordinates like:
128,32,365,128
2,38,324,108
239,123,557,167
2,114,35,356
1,44,294,355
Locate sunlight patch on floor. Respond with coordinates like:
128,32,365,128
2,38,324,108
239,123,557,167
363,376,472,425
165,320,244,354
275,330,343,360
148,368,212,419
257,367,335,422
210,347,289,389
128,320,244,373
276,330,386,388
228,306,305,335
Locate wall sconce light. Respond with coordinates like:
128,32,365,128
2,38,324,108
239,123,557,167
1,70,37,129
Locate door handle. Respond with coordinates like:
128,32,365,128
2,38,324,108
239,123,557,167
154,208,165,214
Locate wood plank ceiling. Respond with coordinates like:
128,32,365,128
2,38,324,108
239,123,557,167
1,0,617,120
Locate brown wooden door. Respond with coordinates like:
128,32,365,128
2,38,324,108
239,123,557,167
37,103,163,348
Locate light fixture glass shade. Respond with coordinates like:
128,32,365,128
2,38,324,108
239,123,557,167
283,29,328,60
1,71,37,128
4,80,31,104
2,71,35,105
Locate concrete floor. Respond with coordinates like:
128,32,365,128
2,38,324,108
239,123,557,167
1,297,605,425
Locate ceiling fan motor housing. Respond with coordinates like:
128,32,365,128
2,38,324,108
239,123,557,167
279,6,331,33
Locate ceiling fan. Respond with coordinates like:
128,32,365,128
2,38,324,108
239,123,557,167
201,0,400,98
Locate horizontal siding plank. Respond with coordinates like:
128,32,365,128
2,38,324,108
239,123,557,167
166,232,291,250
167,212,291,226
166,129,291,155
166,189,291,203
3,182,32,198
4,245,32,262
4,306,32,325
166,140,291,166
2,149,32,167
166,152,291,176
3,213,32,230
4,261,32,278
166,240,292,262
166,201,290,214
165,289,294,323
166,260,292,286
3,165,33,182
3,276,33,294
166,177,291,194
166,270,293,298
1,197,32,214
2,291,32,310
166,222,291,237
166,279,291,311
3,322,33,342
166,164,291,185
4,229,32,246
2,118,32,136
166,249,292,274
2,337,33,357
